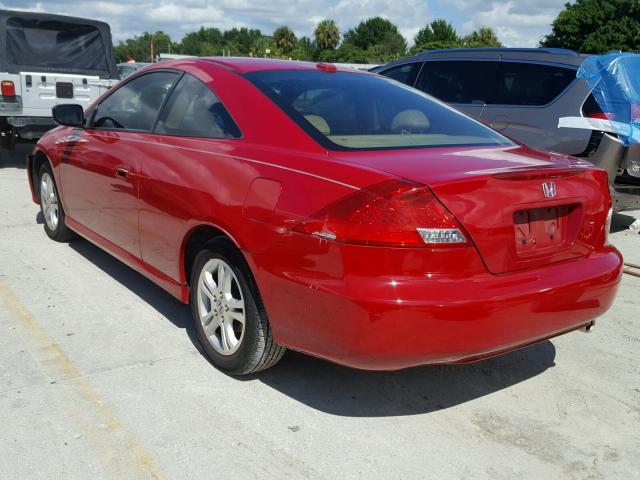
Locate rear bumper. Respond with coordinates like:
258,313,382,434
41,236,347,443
7,117,57,140
0,96,22,113
260,244,623,370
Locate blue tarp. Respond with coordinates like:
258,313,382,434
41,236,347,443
577,53,640,145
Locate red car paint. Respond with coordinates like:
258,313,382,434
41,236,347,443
28,58,622,370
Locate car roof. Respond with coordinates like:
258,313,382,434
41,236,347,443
374,48,591,71
153,57,369,75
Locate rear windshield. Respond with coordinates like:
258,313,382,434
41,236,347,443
245,69,514,151
6,17,108,71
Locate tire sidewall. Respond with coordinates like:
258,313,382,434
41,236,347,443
190,244,263,373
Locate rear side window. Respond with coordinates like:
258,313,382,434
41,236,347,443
498,62,575,105
245,69,514,151
416,61,499,104
155,74,241,139
91,71,179,131
379,63,421,86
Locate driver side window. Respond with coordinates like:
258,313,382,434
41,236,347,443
91,71,179,131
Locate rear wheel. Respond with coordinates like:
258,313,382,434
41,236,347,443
39,163,75,242
190,239,285,375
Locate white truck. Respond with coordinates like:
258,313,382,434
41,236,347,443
0,10,118,151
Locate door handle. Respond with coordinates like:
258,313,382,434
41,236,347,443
115,167,129,178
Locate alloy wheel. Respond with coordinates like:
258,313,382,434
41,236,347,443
196,258,246,355
40,172,59,231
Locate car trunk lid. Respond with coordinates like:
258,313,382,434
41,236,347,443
332,145,611,274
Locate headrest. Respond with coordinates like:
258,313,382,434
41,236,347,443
391,110,430,134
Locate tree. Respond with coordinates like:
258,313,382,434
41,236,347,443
414,19,459,46
113,31,174,62
253,36,280,57
541,0,640,53
463,27,503,48
273,26,297,56
291,36,316,60
343,17,407,55
223,28,262,55
179,27,223,56
314,19,340,50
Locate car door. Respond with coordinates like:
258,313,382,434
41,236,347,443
137,72,243,281
480,61,579,152
58,70,180,258
414,60,499,120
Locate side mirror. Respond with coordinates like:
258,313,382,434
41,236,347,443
52,104,85,128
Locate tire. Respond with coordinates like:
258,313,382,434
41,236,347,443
38,163,76,242
189,239,285,375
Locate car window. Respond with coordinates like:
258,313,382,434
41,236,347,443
245,69,513,151
416,61,500,105
379,63,421,86
497,62,576,106
91,71,179,131
155,73,241,139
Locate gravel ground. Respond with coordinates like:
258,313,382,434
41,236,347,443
1,144,639,480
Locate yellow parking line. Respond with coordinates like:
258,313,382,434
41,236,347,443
0,282,165,480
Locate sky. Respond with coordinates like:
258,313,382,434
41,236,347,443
0,0,569,48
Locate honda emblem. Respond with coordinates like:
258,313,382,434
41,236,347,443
542,181,557,198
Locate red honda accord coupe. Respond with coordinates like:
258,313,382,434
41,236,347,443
27,58,622,374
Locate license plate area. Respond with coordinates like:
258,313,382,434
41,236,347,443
56,82,74,99
514,205,575,257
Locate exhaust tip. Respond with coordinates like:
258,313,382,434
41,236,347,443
583,321,596,333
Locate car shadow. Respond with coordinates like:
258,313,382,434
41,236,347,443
611,212,637,233
67,239,198,346
65,232,557,418
244,340,556,417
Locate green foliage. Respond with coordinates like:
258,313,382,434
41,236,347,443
252,36,281,57
113,31,174,62
411,24,502,53
343,16,407,57
463,27,503,48
290,36,316,60
411,40,461,54
541,0,640,53
223,28,263,55
314,19,340,50
113,17,505,64
414,19,459,46
179,27,223,56
273,26,297,55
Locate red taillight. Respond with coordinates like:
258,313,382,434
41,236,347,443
582,94,613,120
587,112,610,120
293,180,469,247
1,80,15,97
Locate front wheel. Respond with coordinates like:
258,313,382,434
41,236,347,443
189,239,285,375
39,163,76,242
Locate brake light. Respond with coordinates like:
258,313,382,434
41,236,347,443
293,180,469,247
587,112,609,120
1,80,15,97
582,94,612,120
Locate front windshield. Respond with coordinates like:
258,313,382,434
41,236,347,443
245,69,514,151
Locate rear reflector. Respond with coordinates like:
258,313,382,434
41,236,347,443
1,80,15,97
